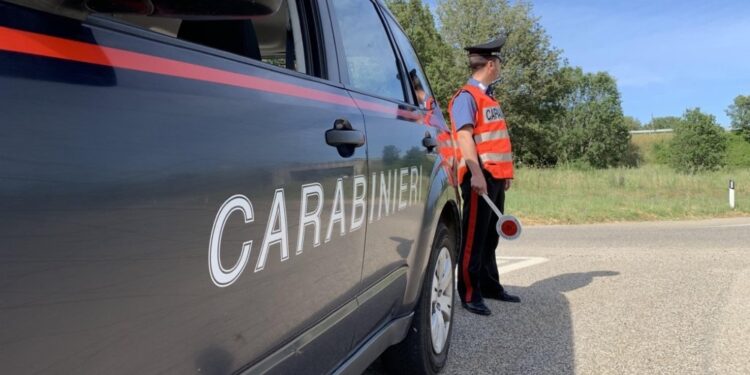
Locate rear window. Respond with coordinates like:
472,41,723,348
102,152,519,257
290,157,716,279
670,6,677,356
11,0,320,77
111,1,309,75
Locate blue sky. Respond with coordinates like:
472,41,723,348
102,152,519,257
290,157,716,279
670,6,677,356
425,0,750,126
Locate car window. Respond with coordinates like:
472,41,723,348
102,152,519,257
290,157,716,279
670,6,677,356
107,0,313,76
384,13,433,108
330,0,406,102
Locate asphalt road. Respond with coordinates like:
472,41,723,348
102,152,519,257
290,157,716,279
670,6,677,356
368,217,750,374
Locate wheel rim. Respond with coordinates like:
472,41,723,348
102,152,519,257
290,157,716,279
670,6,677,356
430,246,453,354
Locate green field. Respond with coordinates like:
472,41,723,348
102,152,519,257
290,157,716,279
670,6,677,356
506,164,750,225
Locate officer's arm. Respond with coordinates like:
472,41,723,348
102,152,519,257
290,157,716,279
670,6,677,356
456,127,483,178
451,93,483,178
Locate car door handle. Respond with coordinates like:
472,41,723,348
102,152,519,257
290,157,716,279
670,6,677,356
422,134,437,151
326,129,365,147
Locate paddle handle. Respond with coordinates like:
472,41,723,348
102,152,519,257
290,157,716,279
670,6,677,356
481,193,503,218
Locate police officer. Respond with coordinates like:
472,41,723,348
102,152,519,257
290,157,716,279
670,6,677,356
449,36,520,316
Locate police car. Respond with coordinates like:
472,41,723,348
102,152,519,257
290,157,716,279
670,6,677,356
0,0,461,373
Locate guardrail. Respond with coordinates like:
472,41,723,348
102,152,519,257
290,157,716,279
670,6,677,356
629,129,674,134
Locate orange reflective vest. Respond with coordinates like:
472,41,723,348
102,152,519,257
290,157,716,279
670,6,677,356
448,84,514,183
436,131,455,167
436,130,456,186
425,96,458,187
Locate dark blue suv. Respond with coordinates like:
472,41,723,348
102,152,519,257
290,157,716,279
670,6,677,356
0,0,461,373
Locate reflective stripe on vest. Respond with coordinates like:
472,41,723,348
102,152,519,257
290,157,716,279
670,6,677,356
481,152,513,162
473,130,509,143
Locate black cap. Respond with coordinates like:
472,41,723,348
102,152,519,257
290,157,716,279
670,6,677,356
464,36,506,58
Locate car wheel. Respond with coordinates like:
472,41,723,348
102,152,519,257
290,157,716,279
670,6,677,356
382,222,456,375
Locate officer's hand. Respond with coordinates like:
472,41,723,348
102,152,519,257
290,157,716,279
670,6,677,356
504,179,512,191
471,173,488,195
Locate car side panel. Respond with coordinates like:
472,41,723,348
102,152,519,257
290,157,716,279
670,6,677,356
0,3,366,373
344,90,431,343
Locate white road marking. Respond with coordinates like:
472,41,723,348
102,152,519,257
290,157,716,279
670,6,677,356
453,256,549,284
497,256,549,275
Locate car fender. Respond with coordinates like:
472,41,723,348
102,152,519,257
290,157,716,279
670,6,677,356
397,159,460,316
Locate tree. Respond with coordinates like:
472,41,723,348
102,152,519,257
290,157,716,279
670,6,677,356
668,108,727,174
436,0,569,166
382,145,401,166
623,116,642,131
403,146,424,166
645,116,681,130
437,0,505,50
385,0,465,112
556,68,631,168
727,94,750,142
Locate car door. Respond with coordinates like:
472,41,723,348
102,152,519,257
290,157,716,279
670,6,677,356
0,1,366,374
328,0,439,345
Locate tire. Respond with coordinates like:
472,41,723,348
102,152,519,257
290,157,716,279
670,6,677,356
382,222,456,375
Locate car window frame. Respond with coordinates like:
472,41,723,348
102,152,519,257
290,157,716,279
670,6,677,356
326,0,415,107
381,8,434,110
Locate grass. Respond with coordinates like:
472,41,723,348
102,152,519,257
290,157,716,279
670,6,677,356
631,132,673,165
506,164,750,225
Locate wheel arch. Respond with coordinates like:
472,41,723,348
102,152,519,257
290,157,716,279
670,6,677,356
396,162,460,316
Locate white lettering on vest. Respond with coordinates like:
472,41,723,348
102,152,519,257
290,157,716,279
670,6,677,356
483,106,504,123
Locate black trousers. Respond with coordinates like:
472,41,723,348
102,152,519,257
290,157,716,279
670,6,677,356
457,169,506,304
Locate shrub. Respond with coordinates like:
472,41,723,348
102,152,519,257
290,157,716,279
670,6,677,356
727,95,750,142
668,108,727,174
726,132,750,167
631,132,673,165
651,140,672,165
556,69,631,168
622,141,643,168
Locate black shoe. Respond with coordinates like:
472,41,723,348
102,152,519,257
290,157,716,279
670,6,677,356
461,300,492,315
484,290,521,303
